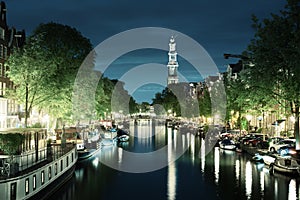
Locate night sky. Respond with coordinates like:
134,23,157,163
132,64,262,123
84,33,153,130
6,0,286,102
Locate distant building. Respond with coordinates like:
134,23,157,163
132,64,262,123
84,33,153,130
0,1,26,128
167,36,179,85
226,60,243,80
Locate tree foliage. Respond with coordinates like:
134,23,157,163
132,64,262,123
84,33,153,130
7,22,93,127
0,133,25,155
246,0,300,147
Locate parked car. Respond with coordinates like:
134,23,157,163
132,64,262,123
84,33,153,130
268,137,284,144
277,145,297,156
240,135,257,145
247,137,264,147
252,137,269,148
244,134,265,146
269,139,296,153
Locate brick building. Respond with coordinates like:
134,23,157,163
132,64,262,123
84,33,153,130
0,1,25,128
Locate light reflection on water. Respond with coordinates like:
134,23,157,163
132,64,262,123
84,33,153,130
245,161,252,199
49,121,300,200
214,147,220,185
167,127,177,200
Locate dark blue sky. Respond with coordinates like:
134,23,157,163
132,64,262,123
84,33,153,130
6,0,286,102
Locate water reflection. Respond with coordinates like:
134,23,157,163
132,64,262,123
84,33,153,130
260,171,264,195
49,121,300,200
236,159,240,183
167,128,177,200
288,179,296,200
200,139,205,173
245,161,252,199
214,147,220,184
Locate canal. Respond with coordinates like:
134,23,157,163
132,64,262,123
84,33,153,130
49,121,300,200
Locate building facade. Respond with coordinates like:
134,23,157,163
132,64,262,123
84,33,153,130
0,1,25,128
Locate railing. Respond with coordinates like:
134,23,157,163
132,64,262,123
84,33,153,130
0,143,75,178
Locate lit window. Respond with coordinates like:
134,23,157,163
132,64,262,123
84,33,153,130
25,178,29,195
41,171,45,185
33,175,36,190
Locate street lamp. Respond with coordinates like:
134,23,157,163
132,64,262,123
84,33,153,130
258,116,263,128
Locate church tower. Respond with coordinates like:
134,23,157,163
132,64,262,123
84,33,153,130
167,36,179,85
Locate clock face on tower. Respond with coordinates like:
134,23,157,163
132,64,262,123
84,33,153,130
169,67,175,75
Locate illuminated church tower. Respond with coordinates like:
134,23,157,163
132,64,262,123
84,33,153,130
167,36,179,85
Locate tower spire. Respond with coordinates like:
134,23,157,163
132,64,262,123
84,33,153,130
167,36,179,85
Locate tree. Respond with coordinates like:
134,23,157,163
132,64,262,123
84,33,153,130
7,22,93,127
247,0,300,148
198,85,211,119
151,83,199,118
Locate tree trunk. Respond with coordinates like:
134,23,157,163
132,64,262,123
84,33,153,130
25,84,29,127
294,106,300,150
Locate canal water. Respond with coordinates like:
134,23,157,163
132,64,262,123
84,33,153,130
49,122,300,200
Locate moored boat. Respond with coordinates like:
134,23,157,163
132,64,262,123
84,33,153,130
77,148,99,161
219,139,236,150
261,153,277,166
251,153,264,163
113,129,130,143
114,134,129,143
269,156,300,176
0,128,77,200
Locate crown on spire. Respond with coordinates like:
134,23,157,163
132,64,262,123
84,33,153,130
170,35,175,43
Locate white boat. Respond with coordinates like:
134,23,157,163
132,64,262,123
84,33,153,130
0,128,77,200
261,154,276,165
219,139,236,150
269,156,300,176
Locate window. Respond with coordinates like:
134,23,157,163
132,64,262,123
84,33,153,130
3,64,7,77
0,44,3,58
25,178,29,195
66,156,69,167
41,170,45,185
48,166,52,180
4,46,7,59
60,160,63,172
0,82,2,97
0,63,2,76
33,175,36,190
0,27,4,40
2,82,5,96
10,182,17,200
72,153,74,162
54,163,58,176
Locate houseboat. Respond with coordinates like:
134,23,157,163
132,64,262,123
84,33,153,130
0,128,77,200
